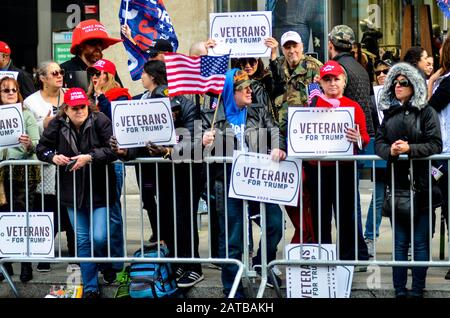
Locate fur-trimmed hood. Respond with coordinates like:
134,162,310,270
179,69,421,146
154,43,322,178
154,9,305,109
378,62,427,111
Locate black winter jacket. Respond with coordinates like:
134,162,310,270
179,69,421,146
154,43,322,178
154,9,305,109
333,52,375,136
36,111,117,209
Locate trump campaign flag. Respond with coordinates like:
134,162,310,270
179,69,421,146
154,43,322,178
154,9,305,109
119,0,178,80
165,53,230,97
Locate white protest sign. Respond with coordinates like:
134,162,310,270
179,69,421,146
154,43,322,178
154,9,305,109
0,103,24,150
0,71,18,80
229,151,301,206
111,98,176,148
373,85,384,124
209,11,272,58
288,107,354,157
285,244,353,298
0,212,54,257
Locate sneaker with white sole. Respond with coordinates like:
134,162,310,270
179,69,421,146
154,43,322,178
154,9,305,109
365,239,374,258
37,262,51,272
177,271,204,288
175,267,185,280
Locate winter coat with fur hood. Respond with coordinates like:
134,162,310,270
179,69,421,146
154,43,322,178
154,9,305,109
375,62,442,194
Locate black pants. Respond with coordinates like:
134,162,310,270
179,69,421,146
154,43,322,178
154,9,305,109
308,163,369,260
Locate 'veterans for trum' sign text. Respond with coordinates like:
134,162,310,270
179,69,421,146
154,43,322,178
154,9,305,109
0,103,24,150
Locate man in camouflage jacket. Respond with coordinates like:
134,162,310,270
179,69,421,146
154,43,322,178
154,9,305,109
266,31,323,135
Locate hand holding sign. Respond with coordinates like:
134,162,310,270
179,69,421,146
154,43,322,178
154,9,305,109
271,148,286,162
18,134,33,152
110,135,128,157
202,129,216,146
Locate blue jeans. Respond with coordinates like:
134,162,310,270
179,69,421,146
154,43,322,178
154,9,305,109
67,207,108,293
219,198,282,297
108,163,124,270
392,211,429,296
364,179,385,240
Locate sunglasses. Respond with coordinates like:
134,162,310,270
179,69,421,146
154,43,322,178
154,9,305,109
84,39,103,47
50,69,65,77
375,69,389,76
239,58,257,67
70,105,87,111
393,79,411,87
91,71,102,77
1,88,18,94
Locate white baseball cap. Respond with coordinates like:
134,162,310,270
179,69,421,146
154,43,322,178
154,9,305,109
280,31,302,46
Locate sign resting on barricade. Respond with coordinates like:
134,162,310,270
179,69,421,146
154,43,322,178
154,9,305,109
111,98,177,148
229,151,301,206
288,107,354,157
285,244,353,298
0,103,24,150
0,71,18,80
373,85,384,124
0,212,54,257
209,11,272,58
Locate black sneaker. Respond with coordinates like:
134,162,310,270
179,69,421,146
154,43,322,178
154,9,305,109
445,269,450,280
102,268,117,285
266,272,282,289
37,262,51,272
175,267,185,280
20,263,33,283
177,271,204,288
84,290,101,299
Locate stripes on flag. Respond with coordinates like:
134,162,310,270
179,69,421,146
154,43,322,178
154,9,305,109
308,82,322,105
165,52,229,97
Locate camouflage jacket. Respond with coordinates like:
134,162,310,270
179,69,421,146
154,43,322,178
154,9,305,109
269,55,322,135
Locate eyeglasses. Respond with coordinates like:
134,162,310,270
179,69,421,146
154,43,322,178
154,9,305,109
83,39,103,47
393,79,411,87
70,105,87,111
50,69,65,77
375,69,389,76
1,88,18,94
239,58,258,67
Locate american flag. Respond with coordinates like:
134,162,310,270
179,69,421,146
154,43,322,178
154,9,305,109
165,53,229,97
308,82,322,106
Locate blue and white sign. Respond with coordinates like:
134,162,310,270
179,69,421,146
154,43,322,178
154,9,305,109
0,212,54,257
285,244,354,298
112,98,176,148
0,103,24,150
209,11,272,58
288,107,355,157
229,151,301,206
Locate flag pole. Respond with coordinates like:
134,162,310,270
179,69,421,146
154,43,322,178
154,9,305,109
124,0,130,26
210,93,222,130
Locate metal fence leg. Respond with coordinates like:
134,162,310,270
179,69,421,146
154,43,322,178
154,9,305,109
0,264,19,297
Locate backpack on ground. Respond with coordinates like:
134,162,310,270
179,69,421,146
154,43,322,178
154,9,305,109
129,243,179,298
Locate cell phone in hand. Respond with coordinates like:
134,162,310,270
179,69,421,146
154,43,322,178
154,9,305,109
65,160,77,172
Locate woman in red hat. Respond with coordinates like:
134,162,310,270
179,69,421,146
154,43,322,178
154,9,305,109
36,87,118,298
87,58,131,281
0,77,40,283
308,60,371,261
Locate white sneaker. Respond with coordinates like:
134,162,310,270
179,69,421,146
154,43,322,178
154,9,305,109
365,239,374,257
272,265,282,276
67,264,80,272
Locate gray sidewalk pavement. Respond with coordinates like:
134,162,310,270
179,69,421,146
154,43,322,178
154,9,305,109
2,171,450,298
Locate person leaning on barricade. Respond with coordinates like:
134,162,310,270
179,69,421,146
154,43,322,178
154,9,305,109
36,88,118,299
86,58,131,283
308,61,370,261
428,36,450,280
0,77,40,283
24,60,76,273
375,62,442,298
110,59,205,288
202,69,286,298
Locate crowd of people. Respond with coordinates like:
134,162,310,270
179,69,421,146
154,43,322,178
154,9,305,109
0,17,449,299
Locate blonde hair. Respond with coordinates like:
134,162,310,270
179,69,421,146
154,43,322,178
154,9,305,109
87,72,120,97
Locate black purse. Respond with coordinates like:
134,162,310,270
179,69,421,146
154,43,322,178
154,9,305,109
382,187,415,219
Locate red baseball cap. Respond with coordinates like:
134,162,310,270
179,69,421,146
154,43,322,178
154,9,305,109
86,59,116,76
0,41,11,55
320,61,345,79
64,88,89,107
70,19,122,55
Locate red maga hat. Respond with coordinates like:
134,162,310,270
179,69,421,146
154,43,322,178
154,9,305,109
86,59,116,76
320,60,345,79
64,88,89,107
